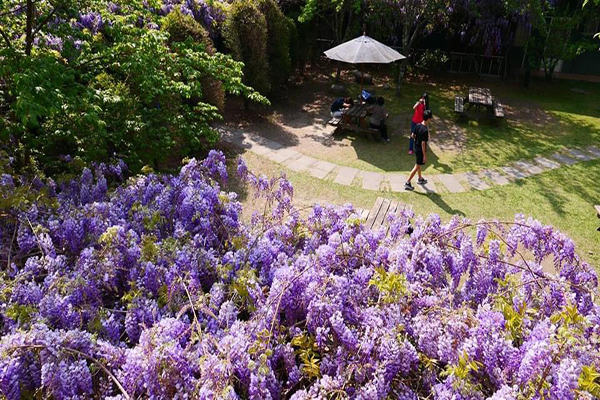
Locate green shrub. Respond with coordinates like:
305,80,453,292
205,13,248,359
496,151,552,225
0,1,268,174
223,0,271,95
286,16,300,72
258,0,292,88
162,8,225,112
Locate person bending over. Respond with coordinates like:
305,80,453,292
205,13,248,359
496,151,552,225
330,97,353,118
369,97,390,143
405,109,432,190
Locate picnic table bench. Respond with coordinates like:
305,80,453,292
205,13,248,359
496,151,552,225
454,87,504,119
332,103,380,140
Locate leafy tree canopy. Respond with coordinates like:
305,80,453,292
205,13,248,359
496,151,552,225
0,0,268,173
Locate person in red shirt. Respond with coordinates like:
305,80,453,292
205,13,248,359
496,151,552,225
409,93,429,154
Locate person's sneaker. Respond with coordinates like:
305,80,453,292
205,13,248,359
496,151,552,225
404,182,414,191
381,138,389,144
418,177,428,184
408,150,413,155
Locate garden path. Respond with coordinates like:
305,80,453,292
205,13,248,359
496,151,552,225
218,124,600,194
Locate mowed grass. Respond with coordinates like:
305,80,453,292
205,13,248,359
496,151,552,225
231,151,600,270
321,74,600,174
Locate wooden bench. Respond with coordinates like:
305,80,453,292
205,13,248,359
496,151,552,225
454,96,465,114
328,117,341,126
493,100,504,118
596,205,600,231
337,122,380,140
362,197,401,232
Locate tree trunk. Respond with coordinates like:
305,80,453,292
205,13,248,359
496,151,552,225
25,0,34,56
309,21,319,69
396,59,407,96
335,65,341,83
524,69,530,87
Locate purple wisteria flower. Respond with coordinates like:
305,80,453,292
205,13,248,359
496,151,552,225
0,153,598,399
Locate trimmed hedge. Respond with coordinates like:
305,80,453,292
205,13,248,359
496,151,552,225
223,0,271,96
259,0,293,89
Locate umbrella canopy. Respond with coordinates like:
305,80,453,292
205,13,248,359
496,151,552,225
324,35,406,64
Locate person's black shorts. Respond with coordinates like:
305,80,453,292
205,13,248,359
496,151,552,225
415,150,425,165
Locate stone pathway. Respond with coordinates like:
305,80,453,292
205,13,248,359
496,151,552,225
218,125,600,194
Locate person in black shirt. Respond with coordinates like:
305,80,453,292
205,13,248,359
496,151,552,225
405,110,432,191
330,97,353,118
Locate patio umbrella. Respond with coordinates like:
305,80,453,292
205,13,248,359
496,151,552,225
324,34,406,93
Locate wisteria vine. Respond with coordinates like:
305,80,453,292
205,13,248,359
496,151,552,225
0,151,599,399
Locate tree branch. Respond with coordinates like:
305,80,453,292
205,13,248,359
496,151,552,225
32,5,59,38
0,3,27,18
0,25,12,49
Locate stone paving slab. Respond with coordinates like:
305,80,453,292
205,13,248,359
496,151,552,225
458,172,490,190
414,179,438,193
333,167,359,186
248,142,275,156
534,156,561,170
266,148,300,164
437,174,465,193
217,125,600,194
513,160,545,175
262,139,283,151
585,146,600,158
313,160,336,174
360,171,384,191
479,169,510,186
567,148,594,161
307,167,330,179
388,174,406,192
219,128,244,141
227,134,251,148
286,155,316,172
501,166,528,180
551,153,578,166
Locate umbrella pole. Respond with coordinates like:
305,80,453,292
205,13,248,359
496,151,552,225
360,64,364,94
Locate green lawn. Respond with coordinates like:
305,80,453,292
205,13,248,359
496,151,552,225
232,151,600,270
319,76,600,174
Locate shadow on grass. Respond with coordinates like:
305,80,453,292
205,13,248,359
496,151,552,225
346,134,452,173
414,191,466,217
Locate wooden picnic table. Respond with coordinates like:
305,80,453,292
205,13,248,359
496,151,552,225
334,103,379,139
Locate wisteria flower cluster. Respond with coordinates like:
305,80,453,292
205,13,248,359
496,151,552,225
1,152,599,399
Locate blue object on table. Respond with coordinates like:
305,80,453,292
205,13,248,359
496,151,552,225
361,90,372,100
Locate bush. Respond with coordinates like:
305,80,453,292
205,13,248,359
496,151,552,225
413,49,450,73
1,153,599,399
0,1,267,173
259,0,292,88
162,8,226,112
223,0,271,95
286,16,300,72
